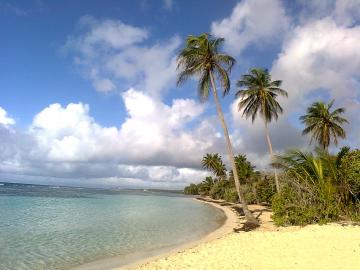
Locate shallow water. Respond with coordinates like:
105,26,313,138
0,182,224,270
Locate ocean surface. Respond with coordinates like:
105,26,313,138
0,182,225,270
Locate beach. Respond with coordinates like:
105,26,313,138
119,199,360,270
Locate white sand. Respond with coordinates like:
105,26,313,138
119,202,360,270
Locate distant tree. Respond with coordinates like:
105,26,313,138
201,153,227,180
300,100,348,150
198,176,215,195
184,183,199,195
236,68,288,192
177,33,257,223
229,154,258,184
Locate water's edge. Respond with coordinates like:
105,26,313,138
73,199,236,270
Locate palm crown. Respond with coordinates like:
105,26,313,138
177,33,235,101
300,100,348,149
236,68,288,123
201,153,227,180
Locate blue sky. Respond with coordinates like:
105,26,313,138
1,0,360,188
1,0,239,127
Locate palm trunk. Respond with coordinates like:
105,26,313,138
209,71,258,224
264,122,280,193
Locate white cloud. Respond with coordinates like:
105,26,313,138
70,15,149,52
297,0,360,26
0,90,224,187
0,107,15,126
211,0,289,56
271,18,360,113
27,92,203,164
64,16,180,96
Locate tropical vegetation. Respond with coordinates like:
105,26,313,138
181,33,359,227
184,153,276,205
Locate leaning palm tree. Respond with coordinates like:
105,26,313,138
201,153,227,180
177,33,257,223
300,100,348,150
236,68,288,192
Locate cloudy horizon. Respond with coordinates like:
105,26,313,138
1,0,360,188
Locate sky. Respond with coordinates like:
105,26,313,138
1,0,360,188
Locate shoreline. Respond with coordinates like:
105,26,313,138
115,197,240,270
72,197,238,270
126,201,360,270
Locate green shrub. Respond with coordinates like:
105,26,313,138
272,184,340,226
254,178,276,204
339,150,360,199
242,183,257,204
223,187,239,203
209,180,234,200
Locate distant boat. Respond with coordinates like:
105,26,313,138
143,189,148,192
0,183,4,186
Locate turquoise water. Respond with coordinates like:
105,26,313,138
0,183,224,270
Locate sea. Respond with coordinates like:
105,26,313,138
0,182,225,270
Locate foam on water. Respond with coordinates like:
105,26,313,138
0,183,225,270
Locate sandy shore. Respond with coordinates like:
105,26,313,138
112,198,239,270
120,199,360,270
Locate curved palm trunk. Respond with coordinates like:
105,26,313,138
209,71,258,224
264,122,280,193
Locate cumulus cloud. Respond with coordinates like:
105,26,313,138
297,0,360,26
64,16,180,96
211,0,289,56
0,107,15,126
0,91,226,187
271,18,360,115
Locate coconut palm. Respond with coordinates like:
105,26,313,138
177,33,257,223
236,68,288,192
201,153,227,180
300,100,348,150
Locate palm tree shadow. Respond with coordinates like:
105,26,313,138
233,222,260,232
232,207,272,232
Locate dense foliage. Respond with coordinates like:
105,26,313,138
271,148,360,225
185,147,360,226
184,153,276,204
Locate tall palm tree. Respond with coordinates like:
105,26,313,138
236,68,288,192
300,100,348,150
201,153,227,180
177,33,257,223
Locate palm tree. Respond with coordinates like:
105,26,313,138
201,153,227,180
300,100,348,150
198,176,215,195
177,33,257,223
236,68,288,192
